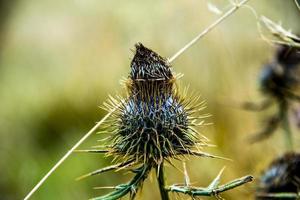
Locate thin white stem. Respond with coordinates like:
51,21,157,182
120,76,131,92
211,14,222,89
168,0,251,63
23,109,115,200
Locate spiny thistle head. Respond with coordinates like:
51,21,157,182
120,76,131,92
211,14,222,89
256,153,300,199
104,43,206,165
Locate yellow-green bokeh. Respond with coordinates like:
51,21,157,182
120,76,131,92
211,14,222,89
0,0,299,199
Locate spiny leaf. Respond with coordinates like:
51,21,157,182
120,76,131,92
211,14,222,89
185,150,233,161
91,164,151,200
77,160,135,181
207,166,226,190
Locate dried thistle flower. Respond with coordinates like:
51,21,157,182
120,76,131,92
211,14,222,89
256,152,300,199
104,43,205,166
77,43,253,200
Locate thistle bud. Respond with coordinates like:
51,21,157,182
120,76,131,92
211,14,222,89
256,153,300,199
106,43,204,165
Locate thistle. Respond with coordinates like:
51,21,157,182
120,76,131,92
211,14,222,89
83,43,209,199
256,153,300,199
244,43,300,149
23,1,253,199
104,43,203,166
77,43,252,200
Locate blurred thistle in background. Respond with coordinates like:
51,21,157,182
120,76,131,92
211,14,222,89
247,15,300,199
256,152,300,199
0,0,300,200
245,42,300,148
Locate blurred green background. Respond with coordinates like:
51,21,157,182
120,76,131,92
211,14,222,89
0,0,299,199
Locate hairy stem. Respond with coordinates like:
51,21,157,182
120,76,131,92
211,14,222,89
156,163,170,200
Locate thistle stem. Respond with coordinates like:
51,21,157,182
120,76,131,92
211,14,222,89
279,100,293,151
166,175,253,196
156,163,170,200
256,192,300,199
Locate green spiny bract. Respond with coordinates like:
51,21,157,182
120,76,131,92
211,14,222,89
105,43,205,166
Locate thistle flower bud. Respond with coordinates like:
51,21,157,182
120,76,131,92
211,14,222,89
78,43,253,200
106,43,204,165
256,153,300,199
